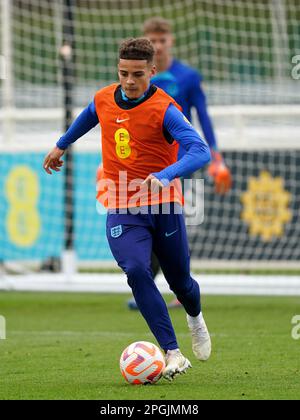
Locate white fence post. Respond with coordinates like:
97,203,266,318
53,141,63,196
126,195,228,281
1,0,14,144
270,0,290,82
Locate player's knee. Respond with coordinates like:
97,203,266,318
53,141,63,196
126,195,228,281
125,262,150,288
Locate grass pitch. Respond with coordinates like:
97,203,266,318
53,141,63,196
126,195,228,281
0,292,299,400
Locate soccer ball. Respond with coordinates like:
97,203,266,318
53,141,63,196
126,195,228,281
120,341,165,385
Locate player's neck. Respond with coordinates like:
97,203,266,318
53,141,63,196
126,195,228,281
120,85,151,103
155,56,173,73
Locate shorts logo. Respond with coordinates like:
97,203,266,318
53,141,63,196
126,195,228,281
111,225,123,238
165,229,178,238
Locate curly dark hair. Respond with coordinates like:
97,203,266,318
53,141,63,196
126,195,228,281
119,38,155,63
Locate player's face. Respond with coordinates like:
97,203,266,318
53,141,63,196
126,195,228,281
118,59,156,99
146,32,173,61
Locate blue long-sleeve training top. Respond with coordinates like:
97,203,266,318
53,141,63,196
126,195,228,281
151,59,217,154
152,103,210,185
56,91,210,185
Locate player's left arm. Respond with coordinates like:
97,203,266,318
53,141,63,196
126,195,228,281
146,104,211,189
189,72,232,194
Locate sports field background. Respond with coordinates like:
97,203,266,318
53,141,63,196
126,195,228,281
5,0,299,111
0,292,299,400
1,0,300,401
11,0,300,84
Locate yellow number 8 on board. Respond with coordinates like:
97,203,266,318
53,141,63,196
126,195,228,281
5,166,40,247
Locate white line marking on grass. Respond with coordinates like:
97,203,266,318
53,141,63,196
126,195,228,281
9,331,227,338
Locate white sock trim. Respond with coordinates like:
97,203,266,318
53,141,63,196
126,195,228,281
166,348,180,355
187,312,203,327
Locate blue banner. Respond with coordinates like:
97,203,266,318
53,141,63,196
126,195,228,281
0,152,112,261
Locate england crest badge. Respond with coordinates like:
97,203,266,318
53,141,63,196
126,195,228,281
111,225,123,238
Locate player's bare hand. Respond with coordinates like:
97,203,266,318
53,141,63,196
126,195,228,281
142,175,164,194
43,146,65,175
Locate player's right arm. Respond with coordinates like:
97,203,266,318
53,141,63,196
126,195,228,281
150,104,211,186
43,101,98,174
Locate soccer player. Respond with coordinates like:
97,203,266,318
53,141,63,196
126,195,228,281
43,38,211,380
127,17,232,311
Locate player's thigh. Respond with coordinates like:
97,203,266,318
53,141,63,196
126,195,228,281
106,215,153,271
153,211,190,278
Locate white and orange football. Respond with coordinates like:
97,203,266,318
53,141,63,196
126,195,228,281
120,341,165,385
